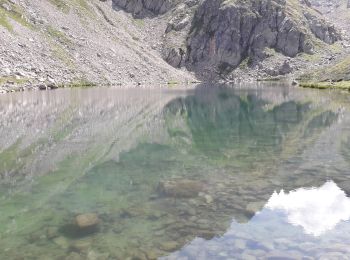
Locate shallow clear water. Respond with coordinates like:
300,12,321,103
0,84,350,259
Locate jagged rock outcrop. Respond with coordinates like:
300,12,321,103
304,12,339,44
112,0,180,16
185,0,340,74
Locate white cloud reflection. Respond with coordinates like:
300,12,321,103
266,181,350,236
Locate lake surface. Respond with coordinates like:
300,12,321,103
0,84,350,259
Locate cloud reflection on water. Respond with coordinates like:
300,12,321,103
266,181,350,236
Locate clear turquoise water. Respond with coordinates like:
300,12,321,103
0,84,350,259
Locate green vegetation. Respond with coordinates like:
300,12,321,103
133,19,145,27
257,77,284,82
300,81,350,91
0,76,29,85
68,78,96,88
0,10,12,31
48,0,70,13
46,25,72,46
0,0,32,32
50,43,74,67
167,80,179,86
48,0,95,17
300,55,350,91
238,57,251,69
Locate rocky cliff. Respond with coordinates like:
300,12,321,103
171,0,341,79
114,0,345,81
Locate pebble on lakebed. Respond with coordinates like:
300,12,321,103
157,178,204,198
75,213,100,229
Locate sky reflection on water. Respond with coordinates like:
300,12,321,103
267,181,350,236
1,85,350,259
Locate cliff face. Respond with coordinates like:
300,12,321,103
184,0,340,77
113,0,341,80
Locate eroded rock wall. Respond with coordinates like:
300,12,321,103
112,0,181,16
185,0,340,73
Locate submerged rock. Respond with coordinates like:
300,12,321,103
46,226,59,239
75,213,100,229
65,252,83,260
159,241,179,251
70,239,92,253
157,179,203,198
53,236,70,249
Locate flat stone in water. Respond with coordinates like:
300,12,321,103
53,236,69,249
75,213,99,229
157,179,203,198
145,249,159,260
65,252,83,260
46,226,59,239
70,239,92,253
159,241,179,251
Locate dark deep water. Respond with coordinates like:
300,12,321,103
0,84,350,259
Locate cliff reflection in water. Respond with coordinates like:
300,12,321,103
0,85,350,259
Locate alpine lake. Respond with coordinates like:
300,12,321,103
1,83,350,260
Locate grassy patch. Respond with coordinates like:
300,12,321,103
0,10,13,31
48,0,95,17
50,43,74,67
302,55,350,82
68,78,96,88
167,80,179,86
0,0,33,32
0,76,29,86
257,77,283,82
238,57,250,69
48,0,70,13
46,25,72,45
133,19,145,27
299,81,350,91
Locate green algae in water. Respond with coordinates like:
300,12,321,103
1,85,350,259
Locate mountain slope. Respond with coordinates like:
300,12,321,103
0,0,194,91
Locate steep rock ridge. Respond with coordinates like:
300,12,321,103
184,0,340,77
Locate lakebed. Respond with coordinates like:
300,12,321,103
0,84,350,259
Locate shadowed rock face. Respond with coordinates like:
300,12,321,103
113,0,340,77
186,0,340,71
112,0,180,16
